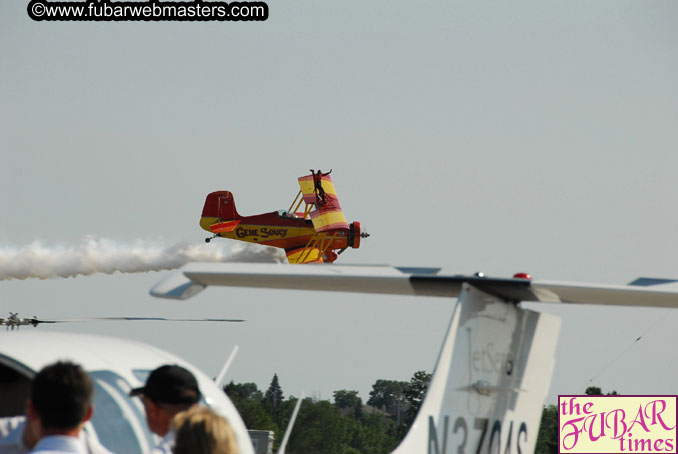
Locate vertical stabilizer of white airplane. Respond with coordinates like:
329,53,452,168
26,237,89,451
393,283,560,454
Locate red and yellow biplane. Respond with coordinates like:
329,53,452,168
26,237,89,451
200,170,368,264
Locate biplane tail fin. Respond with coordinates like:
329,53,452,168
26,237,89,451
202,191,241,219
200,191,243,234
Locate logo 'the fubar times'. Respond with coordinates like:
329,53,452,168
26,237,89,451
559,396,677,454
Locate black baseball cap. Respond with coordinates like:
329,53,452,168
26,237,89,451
130,365,201,405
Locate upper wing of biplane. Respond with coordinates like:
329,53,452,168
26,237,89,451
297,173,349,232
282,172,353,264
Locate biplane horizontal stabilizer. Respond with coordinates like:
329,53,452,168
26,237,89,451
210,220,240,233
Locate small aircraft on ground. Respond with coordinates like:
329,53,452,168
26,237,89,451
0,312,244,330
151,263,678,454
200,170,369,264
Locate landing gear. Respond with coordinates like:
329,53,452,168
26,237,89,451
323,250,339,263
205,234,218,243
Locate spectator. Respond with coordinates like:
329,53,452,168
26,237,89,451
172,407,238,454
25,361,93,454
129,365,201,454
0,415,109,454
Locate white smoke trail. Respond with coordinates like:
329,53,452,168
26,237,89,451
0,236,287,281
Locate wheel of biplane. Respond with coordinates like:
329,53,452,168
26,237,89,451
323,250,339,263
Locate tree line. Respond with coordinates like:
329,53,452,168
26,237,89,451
225,373,614,454
223,371,431,454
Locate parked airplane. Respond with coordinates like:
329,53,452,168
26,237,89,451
0,331,254,454
150,263,678,454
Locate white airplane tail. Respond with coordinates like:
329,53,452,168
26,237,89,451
394,284,559,454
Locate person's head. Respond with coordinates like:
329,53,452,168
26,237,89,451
172,407,238,454
26,361,93,437
130,364,201,436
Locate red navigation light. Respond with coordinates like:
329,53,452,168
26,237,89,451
513,272,532,280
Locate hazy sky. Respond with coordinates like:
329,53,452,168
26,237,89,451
1,1,678,404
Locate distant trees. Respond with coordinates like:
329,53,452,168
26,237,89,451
224,381,278,436
366,371,432,434
333,389,362,409
226,381,264,401
334,389,363,419
584,386,618,396
535,404,559,454
403,371,431,424
367,379,407,421
224,371,431,454
228,374,624,454
265,373,284,408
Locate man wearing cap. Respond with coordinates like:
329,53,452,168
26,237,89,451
130,365,201,454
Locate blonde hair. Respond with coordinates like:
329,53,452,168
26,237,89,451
172,406,239,454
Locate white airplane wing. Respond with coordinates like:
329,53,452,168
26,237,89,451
150,263,678,454
150,262,678,308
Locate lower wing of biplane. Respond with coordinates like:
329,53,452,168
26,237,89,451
150,264,678,454
199,171,368,264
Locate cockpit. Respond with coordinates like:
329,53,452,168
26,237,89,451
276,209,298,219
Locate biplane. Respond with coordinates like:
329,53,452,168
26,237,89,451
200,170,368,264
